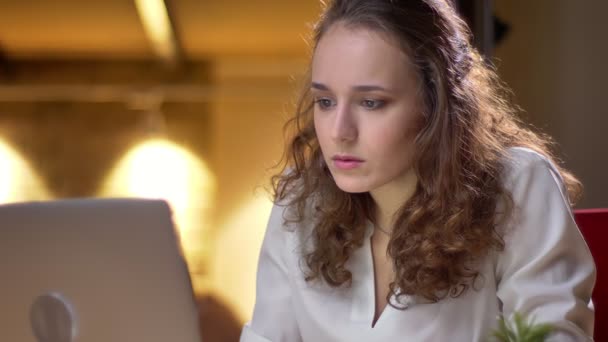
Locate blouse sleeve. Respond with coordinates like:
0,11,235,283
240,203,303,342
495,151,596,341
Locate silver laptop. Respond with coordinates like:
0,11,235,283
0,198,202,342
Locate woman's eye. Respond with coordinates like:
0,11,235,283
361,99,385,110
315,98,335,110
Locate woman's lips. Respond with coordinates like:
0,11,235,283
332,155,364,170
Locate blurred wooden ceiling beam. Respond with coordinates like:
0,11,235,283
0,58,303,104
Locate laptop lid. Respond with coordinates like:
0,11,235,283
0,198,202,342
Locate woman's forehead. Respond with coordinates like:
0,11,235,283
311,24,418,92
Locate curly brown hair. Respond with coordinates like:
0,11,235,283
271,0,582,304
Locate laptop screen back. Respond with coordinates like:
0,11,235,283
0,198,202,342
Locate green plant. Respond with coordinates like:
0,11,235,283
491,312,554,342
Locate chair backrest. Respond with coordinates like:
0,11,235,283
574,208,608,341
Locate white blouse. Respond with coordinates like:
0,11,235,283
240,148,595,341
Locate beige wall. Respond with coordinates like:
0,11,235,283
494,0,608,208
206,58,306,322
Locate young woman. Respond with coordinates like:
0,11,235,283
241,0,595,340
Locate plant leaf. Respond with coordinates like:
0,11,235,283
490,312,554,342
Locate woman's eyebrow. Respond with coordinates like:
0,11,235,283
351,85,390,92
311,82,390,92
311,82,330,91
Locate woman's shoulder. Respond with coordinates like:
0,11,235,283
496,147,577,246
503,146,556,173
501,147,566,193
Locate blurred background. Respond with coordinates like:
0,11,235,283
0,0,606,341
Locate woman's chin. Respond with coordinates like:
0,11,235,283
333,177,370,194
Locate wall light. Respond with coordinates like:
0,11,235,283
0,139,51,203
210,196,273,322
100,139,216,280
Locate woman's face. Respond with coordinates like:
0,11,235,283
312,23,424,194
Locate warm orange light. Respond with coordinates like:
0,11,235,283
134,0,178,62
100,139,216,277
209,195,273,323
0,139,51,203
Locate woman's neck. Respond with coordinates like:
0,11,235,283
370,168,418,234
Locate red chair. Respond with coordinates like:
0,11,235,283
574,208,608,341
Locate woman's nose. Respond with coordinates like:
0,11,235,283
331,105,358,142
